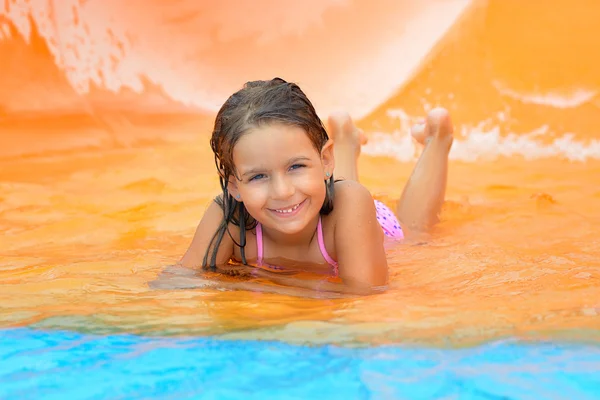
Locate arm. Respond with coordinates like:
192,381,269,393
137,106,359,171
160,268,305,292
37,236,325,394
150,265,351,299
246,183,389,295
160,186,388,296
179,198,234,268
333,181,389,294
213,182,388,296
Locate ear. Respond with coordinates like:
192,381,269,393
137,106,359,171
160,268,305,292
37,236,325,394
227,175,242,201
320,139,335,177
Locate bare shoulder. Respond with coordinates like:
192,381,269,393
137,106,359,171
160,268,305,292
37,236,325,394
332,180,375,214
329,180,378,232
179,196,236,268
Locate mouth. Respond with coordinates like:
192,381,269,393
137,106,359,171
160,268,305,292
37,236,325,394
269,199,306,217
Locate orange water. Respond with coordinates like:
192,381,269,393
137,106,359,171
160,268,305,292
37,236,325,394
1,0,599,346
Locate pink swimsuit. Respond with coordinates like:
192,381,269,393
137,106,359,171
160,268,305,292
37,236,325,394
373,200,404,239
254,200,403,277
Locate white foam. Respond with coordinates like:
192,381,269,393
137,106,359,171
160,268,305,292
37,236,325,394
363,110,600,162
493,81,597,109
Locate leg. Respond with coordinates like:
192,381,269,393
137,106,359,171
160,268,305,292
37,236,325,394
396,107,454,232
327,112,367,182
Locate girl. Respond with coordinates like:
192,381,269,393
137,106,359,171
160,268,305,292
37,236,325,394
157,78,453,296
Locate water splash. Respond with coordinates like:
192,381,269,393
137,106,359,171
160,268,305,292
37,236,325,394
363,109,600,162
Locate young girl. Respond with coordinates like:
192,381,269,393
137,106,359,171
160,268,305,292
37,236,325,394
157,78,453,296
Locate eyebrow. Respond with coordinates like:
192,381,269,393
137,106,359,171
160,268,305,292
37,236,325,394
240,156,312,178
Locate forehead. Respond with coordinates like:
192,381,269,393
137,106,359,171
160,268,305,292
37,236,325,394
233,124,319,166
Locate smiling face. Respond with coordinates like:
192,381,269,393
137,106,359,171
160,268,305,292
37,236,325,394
229,123,334,234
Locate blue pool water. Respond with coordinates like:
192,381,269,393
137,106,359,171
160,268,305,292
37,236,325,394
1,328,599,399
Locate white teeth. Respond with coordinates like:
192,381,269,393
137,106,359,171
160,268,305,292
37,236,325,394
274,203,301,213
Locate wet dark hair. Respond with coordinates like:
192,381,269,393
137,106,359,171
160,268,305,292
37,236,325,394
203,77,335,269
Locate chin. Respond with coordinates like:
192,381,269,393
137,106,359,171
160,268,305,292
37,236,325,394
274,220,311,234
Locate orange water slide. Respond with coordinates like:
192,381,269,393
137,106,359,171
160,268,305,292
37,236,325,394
1,0,599,156
364,0,600,141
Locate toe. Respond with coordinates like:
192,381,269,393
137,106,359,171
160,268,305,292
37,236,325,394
357,128,368,145
411,123,427,145
328,111,352,133
426,108,453,136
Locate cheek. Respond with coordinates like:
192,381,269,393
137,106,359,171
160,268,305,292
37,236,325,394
301,174,326,198
239,185,268,209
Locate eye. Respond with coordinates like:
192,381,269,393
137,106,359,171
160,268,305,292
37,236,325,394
289,163,305,171
249,173,266,182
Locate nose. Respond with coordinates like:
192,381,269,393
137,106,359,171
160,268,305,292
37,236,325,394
270,174,295,200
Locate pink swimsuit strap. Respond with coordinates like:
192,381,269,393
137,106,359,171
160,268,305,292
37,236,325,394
256,216,338,276
317,217,338,271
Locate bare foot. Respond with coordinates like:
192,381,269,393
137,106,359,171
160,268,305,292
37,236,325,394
411,107,454,149
328,111,368,158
